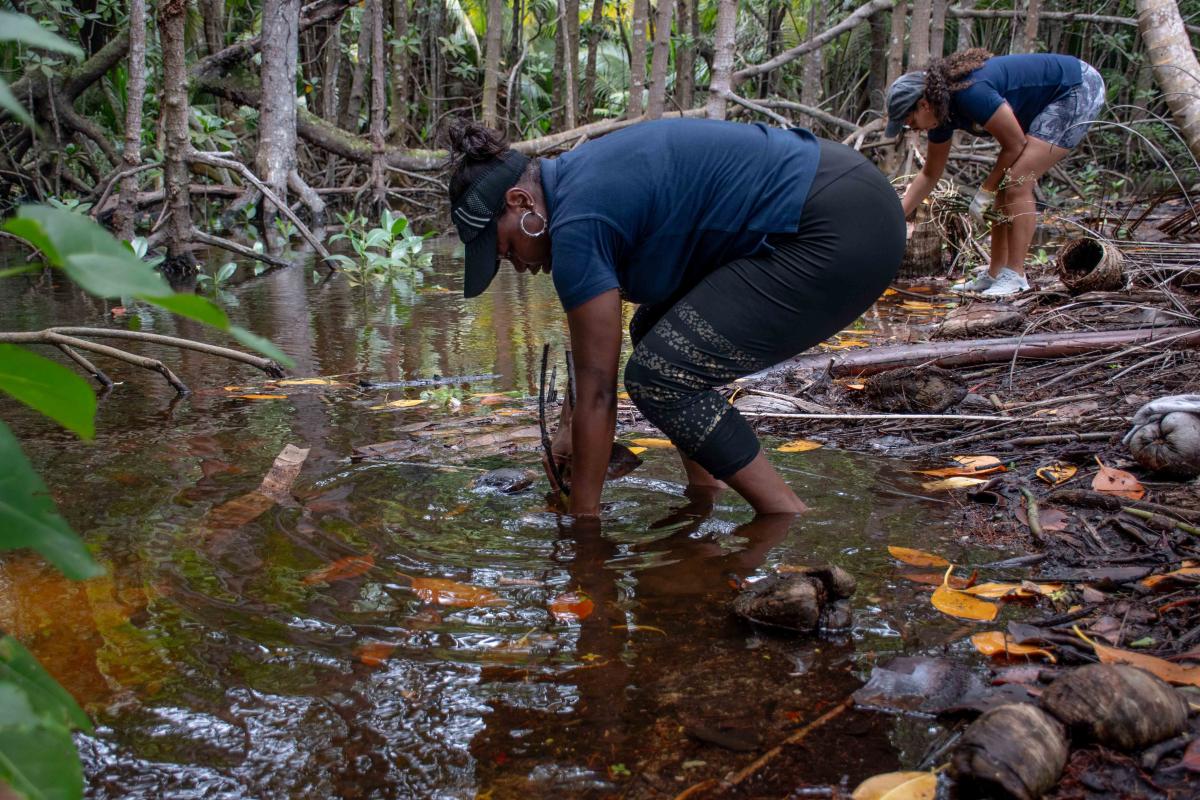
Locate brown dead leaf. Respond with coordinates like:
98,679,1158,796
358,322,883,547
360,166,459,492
971,631,1056,662
303,554,375,585
888,546,950,568
1077,626,1200,686
1140,567,1200,591
897,570,969,588
201,491,276,531
355,641,397,667
1091,458,1146,500
962,582,1062,600
408,576,505,607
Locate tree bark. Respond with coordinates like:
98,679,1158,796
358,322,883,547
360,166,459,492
929,0,946,61
482,0,505,127
955,0,975,51
562,0,580,128
886,0,907,87
390,0,409,137
341,6,373,131
674,0,695,110
1137,0,1200,163
1021,0,1042,53
705,0,736,119
646,0,672,118
369,0,387,207
798,1,826,129
200,0,225,55
582,0,606,119
321,17,341,121
113,0,146,242
257,0,300,244
628,0,648,118
159,0,194,273
909,0,931,69
867,9,889,114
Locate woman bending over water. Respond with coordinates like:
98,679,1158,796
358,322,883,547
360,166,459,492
446,118,905,519
886,50,1105,297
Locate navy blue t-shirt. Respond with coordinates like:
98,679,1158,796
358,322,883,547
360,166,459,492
538,118,820,311
928,54,1083,143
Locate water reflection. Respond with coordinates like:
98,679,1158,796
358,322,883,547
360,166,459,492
0,246,979,798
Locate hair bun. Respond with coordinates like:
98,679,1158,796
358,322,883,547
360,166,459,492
445,117,509,164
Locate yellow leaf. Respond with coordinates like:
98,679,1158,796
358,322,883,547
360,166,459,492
918,455,1005,478
627,446,647,455
971,631,1056,662
888,546,950,568
369,398,425,410
845,382,866,390
921,476,988,491
962,581,1063,600
233,394,288,400
1036,463,1078,486
617,391,631,401
276,378,345,386
901,300,936,310
852,771,937,800
1076,626,1200,687
628,437,674,449
932,566,998,622
777,439,823,453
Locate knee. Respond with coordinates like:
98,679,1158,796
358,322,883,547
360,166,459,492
624,345,684,418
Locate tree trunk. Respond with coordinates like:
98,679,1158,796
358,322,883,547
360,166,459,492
563,0,580,128
390,0,410,138
674,0,695,109
956,0,975,51
552,0,566,127
507,0,524,137
867,9,889,115
482,0,505,127
159,0,194,273
257,0,300,248
582,0,605,119
321,18,341,122
886,0,907,87
369,0,387,207
929,0,946,61
799,1,826,129
909,0,931,69
627,0,648,118
1137,0,1200,163
1020,0,1042,54
200,0,225,55
705,0,736,119
114,0,146,242
342,7,373,131
645,0,672,118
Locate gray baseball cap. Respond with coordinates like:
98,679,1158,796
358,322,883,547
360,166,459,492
885,71,927,137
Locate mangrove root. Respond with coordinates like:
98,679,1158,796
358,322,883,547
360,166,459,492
1040,664,1189,752
948,703,1068,800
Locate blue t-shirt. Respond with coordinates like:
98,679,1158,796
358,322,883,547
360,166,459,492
539,118,820,311
928,54,1083,143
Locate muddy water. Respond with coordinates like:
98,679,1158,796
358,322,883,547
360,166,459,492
1,244,992,799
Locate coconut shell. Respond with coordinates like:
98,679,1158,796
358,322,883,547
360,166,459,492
948,703,1067,800
1040,664,1189,751
732,574,824,632
1058,238,1126,295
780,565,857,599
1128,411,1200,479
864,366,967,413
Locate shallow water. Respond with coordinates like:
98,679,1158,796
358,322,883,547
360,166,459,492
1,243,996,798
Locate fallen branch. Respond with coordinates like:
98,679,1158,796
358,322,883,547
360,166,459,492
0,329,188,393
722,91,790,126
192,228,291,270
190,0,356,79
768,326,1200,378
752,98,860,132
511,108,708,155
947,5,1200,36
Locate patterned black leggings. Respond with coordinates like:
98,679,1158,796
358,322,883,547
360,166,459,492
623,140,905,479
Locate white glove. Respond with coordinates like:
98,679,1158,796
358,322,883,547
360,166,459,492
969,188,995,224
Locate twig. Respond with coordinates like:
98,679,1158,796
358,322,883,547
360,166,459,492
192,228,292,270
725,696,854,787
56,343,113,389
36,327,283,376
538,344,569,496
1122,507,1200,538
1020,487,1047,546
0,330,189,394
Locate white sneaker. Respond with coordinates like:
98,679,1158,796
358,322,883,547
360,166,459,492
979,268,1030,298
950,272,996,293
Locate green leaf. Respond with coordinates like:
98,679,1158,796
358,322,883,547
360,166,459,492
141,293,229,328
0,638,91,732
0,78,33,127
63,253,172,299
0,422,102,580
0,12,84,57
0,345,96,439
229,326,291,366
0,685,83,800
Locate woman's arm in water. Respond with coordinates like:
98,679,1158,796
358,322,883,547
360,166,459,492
980,102,1028,192
900,138,951,218
564,288,623,517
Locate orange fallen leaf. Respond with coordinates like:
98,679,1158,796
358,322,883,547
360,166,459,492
844,382,866,390
276,378,346,386
932,566,998,622
355,641,396,667
303,554,375,585
897,569,970,588
963,581,1063,600
851,770,937,800
1036,463,1077,486
971,631,1056,662
233,394,288,400
918,455,1006,478
549,591,594,622
888,546,950,568
370,398,425,410
628,437,674,449
1140,567,1200,591
777,439,823,453
627,446,647,456
921,476,989,491
1092,457,1145,500
1076,626,1200,686
408,576,504,607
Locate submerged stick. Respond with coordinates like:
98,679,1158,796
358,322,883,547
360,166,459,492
538,344,569,496
725,696,854,787
1020,487,1047,546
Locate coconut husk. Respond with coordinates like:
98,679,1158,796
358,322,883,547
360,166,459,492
1040,664,1189,752
1127,411,1200,479
863,365,967,413
948,703,1068,800
900,201,944,278
935,302,1026,339
1058,237,1126,295
733,574,824,632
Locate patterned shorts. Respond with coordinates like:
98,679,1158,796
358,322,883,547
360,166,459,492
1027,63,1105,149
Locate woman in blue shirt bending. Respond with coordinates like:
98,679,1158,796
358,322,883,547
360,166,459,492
446,118,905,520
885,50,1104,297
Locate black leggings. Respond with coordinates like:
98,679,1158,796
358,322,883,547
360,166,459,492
623,139,905,479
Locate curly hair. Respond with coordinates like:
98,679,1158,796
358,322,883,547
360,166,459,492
443,117,540,205
923,48,993,126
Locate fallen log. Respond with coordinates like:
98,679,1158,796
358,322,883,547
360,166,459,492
766,326,1200,378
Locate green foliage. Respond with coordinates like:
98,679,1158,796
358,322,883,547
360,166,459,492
0,10,82,126
419,385,465,408
0,344,96,439
328,208,432,288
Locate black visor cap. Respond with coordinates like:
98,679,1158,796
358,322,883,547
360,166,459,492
451,150,531,298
